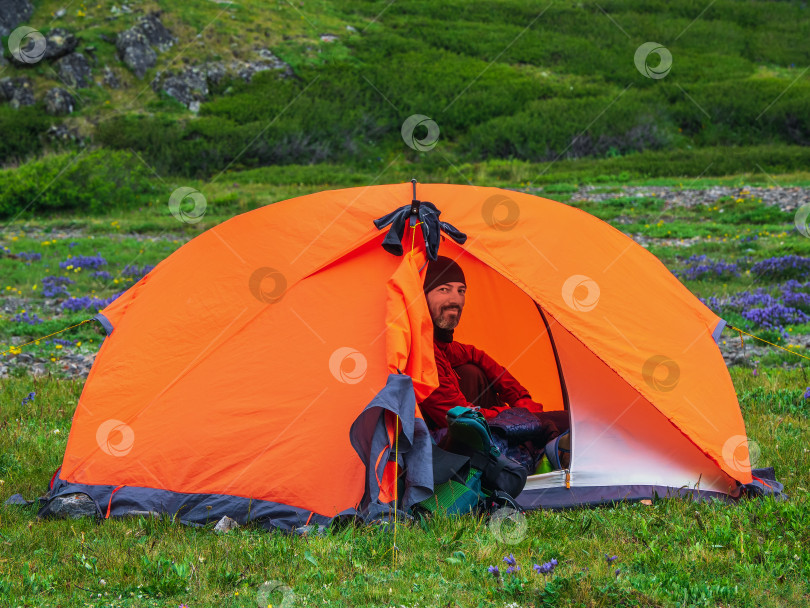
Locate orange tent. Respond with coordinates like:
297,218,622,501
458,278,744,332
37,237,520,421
45,182,752,527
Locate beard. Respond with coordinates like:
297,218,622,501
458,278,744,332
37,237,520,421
434,306,461,330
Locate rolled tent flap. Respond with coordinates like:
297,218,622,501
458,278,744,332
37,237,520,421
349,373,434,512
383,246,438,402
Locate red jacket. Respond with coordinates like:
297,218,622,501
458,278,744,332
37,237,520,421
418,339,542,429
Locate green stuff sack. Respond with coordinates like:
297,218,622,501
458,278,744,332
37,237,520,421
417,467,484,515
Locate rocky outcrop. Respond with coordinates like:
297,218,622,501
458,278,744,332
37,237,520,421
0,76,35,108
44,87,76,115
153,49,292,111
43,27,78,60
152,65,207,111
136,11,175,51
55,52,92,89
116,27,156,79
115,12,175,79
0,0,34,37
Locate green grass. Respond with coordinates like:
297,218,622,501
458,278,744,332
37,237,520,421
0,367,807,607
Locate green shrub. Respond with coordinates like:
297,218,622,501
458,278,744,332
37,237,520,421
0,150,160,218
0,105,53,165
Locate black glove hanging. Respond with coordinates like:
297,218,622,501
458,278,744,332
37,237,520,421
373,183,466,261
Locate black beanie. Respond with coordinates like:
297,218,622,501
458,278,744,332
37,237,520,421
423,256,466,294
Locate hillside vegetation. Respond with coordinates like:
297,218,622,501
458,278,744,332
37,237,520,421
0,0,809,217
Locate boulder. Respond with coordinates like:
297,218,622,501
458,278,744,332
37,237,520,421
56,52,92,88
0,76,35,108
43,27,78,60
0,0,34,38
115,12,174,78
137,12,175,52
40,493,99,519
152,65,208,109
44,87,76,115
116,27,156,79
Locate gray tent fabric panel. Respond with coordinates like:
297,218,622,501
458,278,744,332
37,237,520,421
349,373,434,511
93,313,114,335
712,318,726,343
42,475,336,530
516,484,734,510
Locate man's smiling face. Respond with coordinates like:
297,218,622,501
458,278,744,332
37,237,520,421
425,282,466,330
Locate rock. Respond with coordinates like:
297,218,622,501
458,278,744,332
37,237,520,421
136,12,175,52
83,45,97,63
0,0,34,38
31,362,47,376
319,33,338,42
102,65,121,88
346,25,357,33
204,61,227,86
152,65,208,109
55,52,92,88
232,49,294,82
55,8,66,18
0,76,35,108
46,123,79,141
16,352,33,364
41,493,99,519
4,493,33,506
43,27,78,60
214,515,239,532
115,13,174,79
116,27,156,79
44,87,76,114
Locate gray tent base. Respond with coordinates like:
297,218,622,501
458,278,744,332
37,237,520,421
516,484,736,511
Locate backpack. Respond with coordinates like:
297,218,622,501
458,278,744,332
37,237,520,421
416,407,528,515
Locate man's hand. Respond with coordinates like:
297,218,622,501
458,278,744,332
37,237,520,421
513,397,543,414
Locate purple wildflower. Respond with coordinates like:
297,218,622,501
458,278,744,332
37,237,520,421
605,554,618,564
751,255,810,280
91,270,113,281
59,254,107,270
488,565,500,578
61,292,122,313
533,559,558,575
18,252,42,262
21,392,35,406
803,387,810,400
121,264,155,279
615,568,621,577
503,553,517,566
41,275,74,298
12,311,43,325
505,565,520,574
